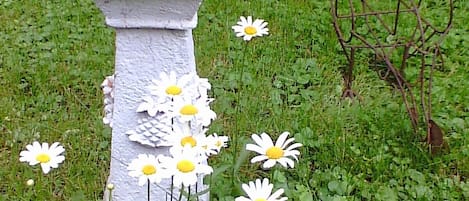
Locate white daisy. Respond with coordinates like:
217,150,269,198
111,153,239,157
235,178,287,201
170,97,216,127
209,133,229,153
160,123,208,154
149,71,194,103
159,145,213,187
198,135,218,157
19,141,65,174
127,154,167,186
246,132,302,169
232,16,269,41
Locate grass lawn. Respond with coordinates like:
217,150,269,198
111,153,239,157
1,0,468,200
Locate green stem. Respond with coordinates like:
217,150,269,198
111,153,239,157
232,43,248,184
178,184,184,201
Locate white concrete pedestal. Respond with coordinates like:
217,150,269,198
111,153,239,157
94,0,204,200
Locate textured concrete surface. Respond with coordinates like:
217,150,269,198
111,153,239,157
95,0,201,29
94,0,206,200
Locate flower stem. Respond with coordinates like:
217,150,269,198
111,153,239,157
232,43,248,185
195,182,199,201
178,184,184,201
171,176,174,201
147,179,150,201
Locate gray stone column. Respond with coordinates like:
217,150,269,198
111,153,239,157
94,0,203,200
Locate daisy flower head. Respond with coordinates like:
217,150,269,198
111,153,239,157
232,16,269,41
246,132,302,169
159,145,213,187
235,178,287,201
197,135,218,157
160,123,208,153
19,141,65,174
148,71,194,103
170,97,216,127
197,133,229,157
209,133,229,153
127,154,167,186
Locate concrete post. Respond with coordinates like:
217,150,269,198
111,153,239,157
94,0,204,200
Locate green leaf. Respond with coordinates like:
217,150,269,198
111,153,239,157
296,184,313,201
212,164,231,179
273,169,287,183
376,186,398,201
270,90,283,105
70,191,85,201
328,180,347,195
451,118,465,130
297,75,310,85
233,146,250,174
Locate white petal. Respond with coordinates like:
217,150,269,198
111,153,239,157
260,133,274,148
277,158,289,168
251,134,264,147
268,188,285,200
240,16,247,24
246,144,265,154
182,173,197,187
247,16,253,25
286,143,302,151
281,138,295,149
279,157,295,168
138,176,148,186
250,155,268,163
40,163,51,174
235,197,251,201
262,159,276,169
275,132,290,147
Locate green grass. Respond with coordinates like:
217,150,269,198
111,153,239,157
1,0,468,200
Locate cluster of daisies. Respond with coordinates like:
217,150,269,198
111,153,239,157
125,70,229,192
17,15,302,201
231,16,305,201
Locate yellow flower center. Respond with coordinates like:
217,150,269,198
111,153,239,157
180,105,198,115
255,198,267,201
142,164,157,175
165,85,182,95
181,136,197,147
244,26,257,35
36,153,50,163
266,146,284,159
215,140,222,147
177,160,195,173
